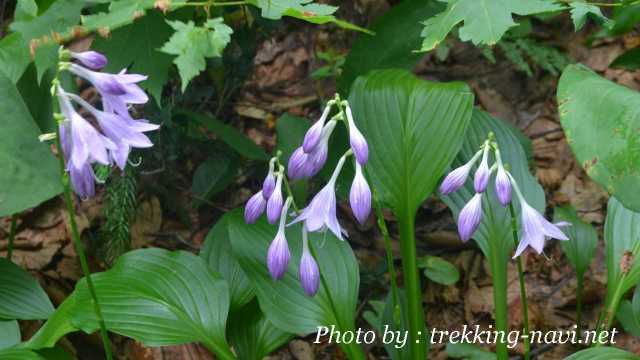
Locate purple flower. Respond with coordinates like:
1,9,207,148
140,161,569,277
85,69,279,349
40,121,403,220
266,174,284,224
302,105,331,153
299,231,320,296
457,193,483,242
439,150,482,195
69,63,147,99
244,191,267,224
513,201,569,258
288,147,309,180
262,170,276,199
350,163,371,225
267,197,292,279
495,165,512,206
291,152,348,240
474,147,490,193
303,140,328,177
345,104,368,165
70,51,107,70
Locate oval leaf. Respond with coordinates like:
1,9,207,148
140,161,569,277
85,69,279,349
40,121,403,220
604,197,640,297
417,255,460,286
0,258,54,320
558,64,640,212
564,347,639,360
0,320,20,350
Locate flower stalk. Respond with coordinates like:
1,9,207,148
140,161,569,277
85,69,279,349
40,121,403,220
509,202,530,360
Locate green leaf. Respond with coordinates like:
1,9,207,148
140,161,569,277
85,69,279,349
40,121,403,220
337,0,445,93
201,214,254,310
0,71,61,216
564,347,639,360
616,286,640,337
14,0,38,22
160,18,233,92
175,110,268,160
92,11,173,104
608,5,640,36
419,0,563,52
227,211,360,352
554,205,598,277
0,258,54,320
610,48,640,70
0,348,47,360
417,255,460,286
81,0,155,31
558,64,640,212
604,197,640,299
33,42,58,85
227,300,292,360
569,1,611,31
10,0,88,43
69,248,234,358
17,65,55,133
0,320,20,350
0,33,32,83
348,69,474,215
190,152,238,208
446,342,496,360
24,294,78,350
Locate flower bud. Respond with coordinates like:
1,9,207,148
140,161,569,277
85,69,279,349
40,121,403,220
495,165,512,206
266,175,283,224
71,51,108,70
439,163,472,195
304,141,328,177
302,105,331,153
299,245,320,296
345,104,368,165
262,171,276,199
474,147,490,193
350,163,371,225
288,147,309,180
244,191,266,224
267,229,290,280
457,193,483,242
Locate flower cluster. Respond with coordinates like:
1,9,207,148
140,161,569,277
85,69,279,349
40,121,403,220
244,96,371,296
54,50,159,198
439,134,569,258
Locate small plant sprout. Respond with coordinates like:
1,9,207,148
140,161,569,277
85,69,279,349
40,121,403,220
244,94,371,296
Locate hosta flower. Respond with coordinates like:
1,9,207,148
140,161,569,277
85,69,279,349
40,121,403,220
69,161,97,199
299,229,320,296
244,191,267,224
262,165,276,199
303,104,331,153
69,63,147,100
303,120,336,177
288,147,309,180
494,164,512,206
350,162,371,225
291,152,348,240
474,147,490,193
513,200,569,258
457,193,483,242
439,150,482,195
345,104,368,165
267,198,293,279
266,174,284,224
70,51,107,70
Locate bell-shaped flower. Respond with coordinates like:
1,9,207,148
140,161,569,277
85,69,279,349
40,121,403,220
69,63,147,100
70,51,107,70
345,104,368,165
291,152,348,240
474,147,490,193
266,174,284,224
350,162,371,225
439,150,482,195
299,229,320,296
288,147,309,180
302,104,331,153
244,190,267,224
495,164,512,206
513,200,569,258
262,165,276,199
267,197,292,279
69,161,97,199
303,120,336,177
457,193,483,242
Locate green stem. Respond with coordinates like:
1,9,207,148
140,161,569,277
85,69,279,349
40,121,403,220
203,342,237,360
372,187,399,313
6,214,17,260
397,210,427,360
576,275,584,336
509,204,530,360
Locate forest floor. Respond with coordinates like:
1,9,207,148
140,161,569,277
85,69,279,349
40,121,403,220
2,0,640,359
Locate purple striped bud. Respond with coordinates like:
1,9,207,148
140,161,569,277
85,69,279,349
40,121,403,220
303,120,335,177
513,200,569,258
299,245,320,296
439,163,472,195
266,175,284,224
345,104,368,165
350,163,371,225
71,51,108,70
457,193,483,242
302,105,331,153
244,191,266,224
495,165,512,206
267,197,292,279
288,147,309,180
474,147,490,193
262,171,276,199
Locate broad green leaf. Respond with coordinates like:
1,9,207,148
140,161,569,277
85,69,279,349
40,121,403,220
33,42,58,84
17,65,55,133
69,248,234,358
417,255,460,286
190,152,238,208
419,0,563,52
380,290,411,360
0,348,46,360
569,1,611,31
201,214,254,310
564,347,639,360
160,18,233,92
337,0,444,93
14,0,38,22
81,0,155,30
0,258,54,320
608,5,640,36
446,342,496,360
604,197,640,299
227,210,362,356
92,11,173,104
0,320,20,350
616,286,640,337
175,110,268,160
348,69,474,215
558,64,640,211
554,206,598,277
10,0,89,42
610,48,640,70
24,294,78,350
227,300,292,360
0,72,61,216
0,33,32,83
